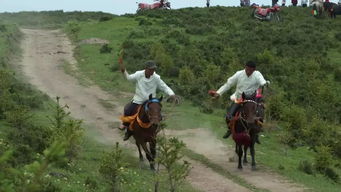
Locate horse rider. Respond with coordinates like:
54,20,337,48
209,61,269,143
282,0,286,6
119,60,178,141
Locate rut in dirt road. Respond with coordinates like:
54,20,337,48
18,28,252,192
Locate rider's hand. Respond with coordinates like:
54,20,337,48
167,95,181,104
208,90,220,99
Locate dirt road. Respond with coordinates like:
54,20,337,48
18,29,308,192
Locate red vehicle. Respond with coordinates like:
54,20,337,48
137,0,171,12
251,3,281,22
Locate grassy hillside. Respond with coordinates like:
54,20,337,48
64,6,341,191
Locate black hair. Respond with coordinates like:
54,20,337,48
245,61,256,68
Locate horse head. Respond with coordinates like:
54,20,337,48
240,92,258,125
144,94,163,126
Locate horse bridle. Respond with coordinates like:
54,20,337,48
144,98,161,112
239,100,259,129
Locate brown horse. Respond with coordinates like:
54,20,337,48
230,93,262,169
130,95,163,170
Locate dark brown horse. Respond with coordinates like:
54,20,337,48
131,95,163,170
230,93,262,169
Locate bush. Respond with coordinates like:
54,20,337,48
298,160,314,175
99,16,112,22
99,44,112,54
314,146,333,173
99,142,127,192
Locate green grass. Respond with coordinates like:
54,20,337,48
72,17,139,94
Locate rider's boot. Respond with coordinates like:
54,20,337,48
255,134,261,144
123,127,133,141
223,129,231,139
223,114,233,139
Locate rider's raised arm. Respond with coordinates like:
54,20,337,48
124,70,141,82
216,71,240,96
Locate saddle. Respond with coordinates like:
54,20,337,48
120,106,152,131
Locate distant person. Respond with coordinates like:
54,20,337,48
282,0,286,6
209,61,269,143
119,60,178,141
207,0,210,7
245,0,250,6
273,0,279,6
292,0,298,6
301,0,308,7
240,0,245,6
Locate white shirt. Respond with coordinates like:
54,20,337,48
124,70,175,104
217,70,267,101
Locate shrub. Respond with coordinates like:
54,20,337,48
99,142,127,192
48,97,83,161
298,160,314,175
99,16,112,22
314,146,333,173
324,167,339,183
99,44,112,54
156,136,191,192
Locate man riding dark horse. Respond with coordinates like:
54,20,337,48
209,61,269,144
119,60,179,141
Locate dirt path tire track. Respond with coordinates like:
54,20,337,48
18,28,252,192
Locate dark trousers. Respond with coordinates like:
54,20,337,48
123,102,140,126
226,102,241,122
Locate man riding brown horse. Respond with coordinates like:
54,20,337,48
209,61,269,144
119,60,179,141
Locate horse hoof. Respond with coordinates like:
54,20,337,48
252,165,257,170
150,165,155,170
238,166,243,169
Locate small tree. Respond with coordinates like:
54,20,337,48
99,142,127,192
48,97,83,161
155,136,191,192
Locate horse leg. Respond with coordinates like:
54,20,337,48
150,140,156,160
136,141,144,162
237,144,243,169
150,140,157,170
141,142,155,170
243,145,248,164
250,143,256,170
